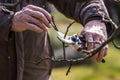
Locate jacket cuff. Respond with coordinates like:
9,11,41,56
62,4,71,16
78,0,114,35
79,0,109,25
0,6,14,41
80,7,104,25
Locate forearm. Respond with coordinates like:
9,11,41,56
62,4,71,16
0,6,14,41
47,0,109,25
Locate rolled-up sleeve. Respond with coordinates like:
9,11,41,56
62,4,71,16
0,6,14,41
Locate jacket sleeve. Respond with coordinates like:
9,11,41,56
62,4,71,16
47,0,110,25
0,6,14,41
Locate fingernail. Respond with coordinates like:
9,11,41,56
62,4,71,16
49,23,52,28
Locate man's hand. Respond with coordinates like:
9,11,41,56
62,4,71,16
81,20,108,62
11,5,52,33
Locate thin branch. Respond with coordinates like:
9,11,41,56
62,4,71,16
51,17,59,31
63,21,75,61
112,40,120,49
64,21,76,38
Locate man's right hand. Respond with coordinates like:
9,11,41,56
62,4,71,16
11,5,52,33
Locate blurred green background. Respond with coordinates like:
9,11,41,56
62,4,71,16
48,11,120,80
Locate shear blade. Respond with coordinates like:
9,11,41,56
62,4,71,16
57,32,70,39
57,32,75,44
58,36,75,44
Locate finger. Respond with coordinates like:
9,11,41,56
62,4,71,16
101,39,108,57
93,34,100,49
25,22,43,33
91,53,98,61
100,39,108,57
26,5,52,22
31,11,51,28
97,39,108,62
103,45,108,57
91,35,100,61
85,32,94,50
23,7,51,28
97,48,105,62
26,15,48,31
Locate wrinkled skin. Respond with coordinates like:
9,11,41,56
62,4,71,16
12,5,52,33
81,20,108,62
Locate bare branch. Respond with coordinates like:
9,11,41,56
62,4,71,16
113,39,120,49
64,21,75,38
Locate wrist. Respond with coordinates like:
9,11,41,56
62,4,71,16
85,20,106,29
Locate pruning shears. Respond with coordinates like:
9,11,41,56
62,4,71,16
50,18,87,51
57,32,87,51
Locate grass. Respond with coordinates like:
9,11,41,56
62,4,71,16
48,12,120,80
51,45,120,80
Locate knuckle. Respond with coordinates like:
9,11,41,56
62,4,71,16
49,14,52,18
85,31,92,35
27,5,41,12
26,5,34,8
36,6,44,10
23,15,29,21
22,6,33,12
22,7,29,11
17,13,27,22
105,45,108,49
39,13,44,17
36,12,45,19
23,8,31,14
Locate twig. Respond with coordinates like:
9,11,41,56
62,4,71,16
64,21,76,38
